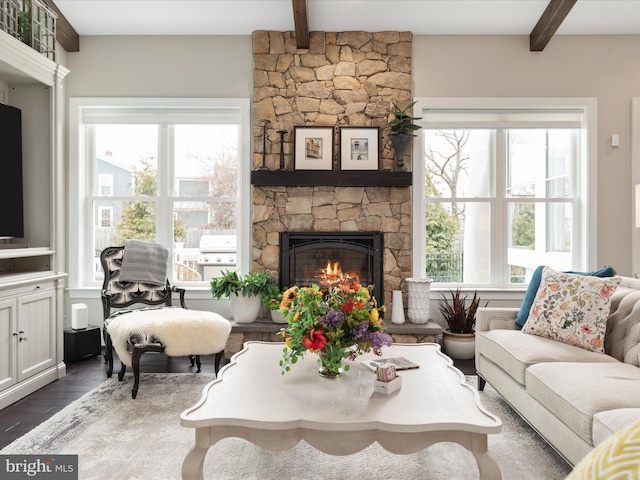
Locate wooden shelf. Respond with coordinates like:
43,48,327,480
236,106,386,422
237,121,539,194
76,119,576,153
251,170,412,187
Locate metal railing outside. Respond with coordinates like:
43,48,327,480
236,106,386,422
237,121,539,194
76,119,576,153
426,253,463,283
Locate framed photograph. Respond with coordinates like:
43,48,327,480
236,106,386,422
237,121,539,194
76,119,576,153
339,127,380,171
294,126,334,170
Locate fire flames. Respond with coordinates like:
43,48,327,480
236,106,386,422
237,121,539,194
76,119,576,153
315,261,358,288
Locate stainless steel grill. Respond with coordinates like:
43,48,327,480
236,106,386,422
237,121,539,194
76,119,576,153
197,234,237,279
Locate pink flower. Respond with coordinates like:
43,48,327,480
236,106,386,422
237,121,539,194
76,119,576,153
600,285,615,298
580,324,594,334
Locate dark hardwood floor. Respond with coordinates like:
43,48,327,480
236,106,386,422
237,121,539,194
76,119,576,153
0,348,476,450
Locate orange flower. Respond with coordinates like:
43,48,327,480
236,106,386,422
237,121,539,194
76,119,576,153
590,337,602,349
280,287,297,309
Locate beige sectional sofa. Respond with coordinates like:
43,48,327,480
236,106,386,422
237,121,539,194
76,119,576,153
475,275,640,466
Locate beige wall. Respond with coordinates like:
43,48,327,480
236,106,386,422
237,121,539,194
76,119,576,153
64,35,252,97
413,35,640,277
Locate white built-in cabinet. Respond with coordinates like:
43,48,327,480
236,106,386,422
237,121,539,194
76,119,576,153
0,30,68,409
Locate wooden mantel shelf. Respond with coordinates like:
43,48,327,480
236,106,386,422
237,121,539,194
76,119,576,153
251,170,412,187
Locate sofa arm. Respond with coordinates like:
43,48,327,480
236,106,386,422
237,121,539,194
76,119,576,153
476,307,519,333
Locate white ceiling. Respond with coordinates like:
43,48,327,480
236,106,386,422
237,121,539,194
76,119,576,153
53,0,640,37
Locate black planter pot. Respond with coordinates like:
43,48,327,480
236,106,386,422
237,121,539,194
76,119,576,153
389,133,414,172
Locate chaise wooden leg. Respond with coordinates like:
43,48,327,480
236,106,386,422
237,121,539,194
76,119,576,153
214,351,224,374
118,362,126,381
105,333,115,378
195,355,201,372
131,348,143,399
477,374,486,391
188,354,196,367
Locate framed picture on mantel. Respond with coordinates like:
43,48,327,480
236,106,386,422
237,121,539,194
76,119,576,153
339,126,380,171
294,126,334,170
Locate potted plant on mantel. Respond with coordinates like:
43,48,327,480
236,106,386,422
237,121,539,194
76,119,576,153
210,270,279,324
439,288,486,360
387,101,422,172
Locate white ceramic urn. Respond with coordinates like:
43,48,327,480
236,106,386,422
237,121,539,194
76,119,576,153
405,277,433,324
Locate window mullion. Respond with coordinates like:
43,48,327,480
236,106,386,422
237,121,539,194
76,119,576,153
493,129,508,286
157,124,171,244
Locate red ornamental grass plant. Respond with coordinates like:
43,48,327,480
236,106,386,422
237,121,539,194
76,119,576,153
439,288,484,334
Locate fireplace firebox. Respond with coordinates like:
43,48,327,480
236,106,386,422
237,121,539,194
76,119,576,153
279,232,384,303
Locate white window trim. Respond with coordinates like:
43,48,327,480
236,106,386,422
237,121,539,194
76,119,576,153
68,97,251,297
411,97,598,288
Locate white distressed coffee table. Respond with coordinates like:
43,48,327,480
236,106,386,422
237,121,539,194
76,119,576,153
180,341,502,479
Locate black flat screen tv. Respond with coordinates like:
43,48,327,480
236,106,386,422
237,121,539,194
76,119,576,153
0,102,24,239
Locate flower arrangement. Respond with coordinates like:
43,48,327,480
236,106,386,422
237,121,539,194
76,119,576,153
279,281,393,377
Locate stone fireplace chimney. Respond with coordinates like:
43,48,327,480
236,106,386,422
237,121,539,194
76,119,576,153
251,30,414,305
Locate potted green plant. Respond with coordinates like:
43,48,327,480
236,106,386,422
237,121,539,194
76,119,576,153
439,288,485,359
387,101,422,172
210,270,278,324
263,289,287,323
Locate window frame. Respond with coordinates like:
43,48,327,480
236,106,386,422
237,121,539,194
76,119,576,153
68,97,251,296
412,97,598,290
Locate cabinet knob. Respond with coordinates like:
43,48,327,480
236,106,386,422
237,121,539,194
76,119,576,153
19,336,27,342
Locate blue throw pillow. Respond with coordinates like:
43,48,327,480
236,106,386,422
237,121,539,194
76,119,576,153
515,265,616,330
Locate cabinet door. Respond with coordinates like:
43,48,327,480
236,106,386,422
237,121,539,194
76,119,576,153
0,298,17,391
17,289,56,381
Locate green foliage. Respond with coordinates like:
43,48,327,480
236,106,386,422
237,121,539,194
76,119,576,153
425,203,459,253
243,271,279,298
18,7,30,45
439,289,486,334
388,101,423,136
210,270,278,299
424,176,462,280
263,289,284,310
511,203,535,249
111,157,184,245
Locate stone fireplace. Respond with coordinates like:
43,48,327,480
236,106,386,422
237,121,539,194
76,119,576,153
251,30,414,305
280,232,384,303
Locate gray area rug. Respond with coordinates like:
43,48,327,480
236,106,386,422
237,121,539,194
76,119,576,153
1,373,573,480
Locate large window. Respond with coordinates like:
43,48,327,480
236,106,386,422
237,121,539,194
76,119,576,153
69,98,251,289
414,98,596,288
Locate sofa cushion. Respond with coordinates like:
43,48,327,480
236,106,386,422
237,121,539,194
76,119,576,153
515,265,615,330
522,267,620,353
566,419,640,480
592,408,640,445
526,362,640,445
476,329,618,385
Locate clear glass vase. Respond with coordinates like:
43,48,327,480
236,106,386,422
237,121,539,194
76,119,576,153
317,347,345,378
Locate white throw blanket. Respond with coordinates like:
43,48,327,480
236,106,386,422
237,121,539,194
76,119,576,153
106,308,231,366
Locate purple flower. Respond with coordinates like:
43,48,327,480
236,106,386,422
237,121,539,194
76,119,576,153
368,332,393,354
351,320,369,340
323,310,344,329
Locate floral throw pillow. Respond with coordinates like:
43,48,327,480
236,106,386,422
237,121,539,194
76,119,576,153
521,267,621,353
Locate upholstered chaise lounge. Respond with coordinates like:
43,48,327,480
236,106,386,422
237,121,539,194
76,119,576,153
101,245,231,398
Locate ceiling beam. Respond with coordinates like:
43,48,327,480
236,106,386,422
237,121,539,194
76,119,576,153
292,0,310,49
530,0,577,51
44,0,80,52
